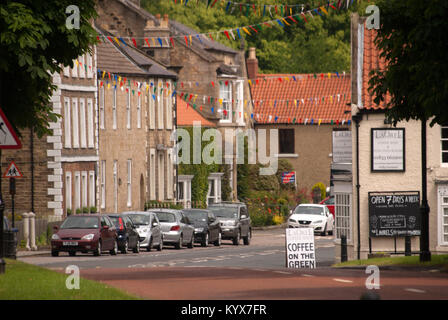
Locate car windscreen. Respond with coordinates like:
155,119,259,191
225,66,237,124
183,211,208,222
325,197,335,205
294,206,324,215
155,212,176,223
60,216,99,229
108,216,120,227
128,214,150,226
208,207,238,219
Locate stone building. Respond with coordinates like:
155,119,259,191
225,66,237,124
334,14,448,262
248,48,351,192
96,27,178,213
95,0,254,200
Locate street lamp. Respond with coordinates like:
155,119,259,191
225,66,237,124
420,119,431,262
0,191,5,274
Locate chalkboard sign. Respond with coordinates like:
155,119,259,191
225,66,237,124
368,192,421,237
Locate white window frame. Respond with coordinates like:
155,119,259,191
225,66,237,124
441,126,448,166
335,193,352,241
149,81,155,130
165,81,172,130
157,80,164,130
137,92,142,129
236,80,245,125
101,160,106,209
79,98,87,148
219,81,232,123
437,186,448,246
167,149,173,199
65,172,72,211
113,88,117,130
158,152,165,201
63,65,70,77
72,98,79,148
72,59,78,78
150,149,156,200
87,99,94,148
127,88,131,129
79,55,86,78
64,97,71,148
99,86,105,129
75,171,81,210
86,53,93,78
127,159,132,207
207,173,223,205
113,160,118,212
82,171,88,208
89,171,95,208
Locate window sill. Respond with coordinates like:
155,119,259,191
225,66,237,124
275,153,299,158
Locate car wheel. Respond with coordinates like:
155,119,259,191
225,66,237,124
157,236,163,251
233,230,241,246
243,229,251,245
321,224,327,236
69,251,76,257
51,250,59,257
93,240,102,256
110,240,118,255
201,233,209,247
121,239,129,254
147,237,153,252
133,240,140,253
214,232,222,247
175,235,183,249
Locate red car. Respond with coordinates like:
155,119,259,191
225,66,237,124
320,196,335,218
51,214,118,257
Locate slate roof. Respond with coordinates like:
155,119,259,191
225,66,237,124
251,73,351,124
361,26,390,110
177,99,216,127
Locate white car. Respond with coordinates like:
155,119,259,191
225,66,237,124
288,204,334,236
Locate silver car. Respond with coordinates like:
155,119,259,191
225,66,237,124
124,211,163,251
149,209,195,249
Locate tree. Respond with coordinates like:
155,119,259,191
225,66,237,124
0,0,98,137
369,0,448,126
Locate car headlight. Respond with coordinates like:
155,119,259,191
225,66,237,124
51,234,60,240
313,220,323,224
141,228,149,233
195,228,204,233
81,234,95,240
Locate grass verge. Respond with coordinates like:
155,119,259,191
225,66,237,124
333,254,448,269
0,259,139,300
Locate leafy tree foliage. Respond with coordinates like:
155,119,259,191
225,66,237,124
141,0,358,74
369,0,448,126
0,0,97,137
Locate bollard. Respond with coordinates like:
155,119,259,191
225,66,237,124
29,212,37,251
341,234,348,262
22,212,31,251
405,235,411,256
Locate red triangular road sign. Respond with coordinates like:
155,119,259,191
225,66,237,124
0,108,21,149
3,161,23,178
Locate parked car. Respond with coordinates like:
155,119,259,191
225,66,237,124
183,209,221,247
51,214,118,256
320,196,335,218
107,214,140,254
288,204,334,236
208,202,251,245
149,209,194,249
125,211,163,252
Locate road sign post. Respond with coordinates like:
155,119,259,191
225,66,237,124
9,177,15,228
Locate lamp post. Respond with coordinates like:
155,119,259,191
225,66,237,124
420,119,431,262
0,191,5,274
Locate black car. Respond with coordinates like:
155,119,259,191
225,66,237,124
107,214,140,254
208,202,251,245
183,209,221,247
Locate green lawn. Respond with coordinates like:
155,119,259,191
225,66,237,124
333,254,448,269
0,259,139,300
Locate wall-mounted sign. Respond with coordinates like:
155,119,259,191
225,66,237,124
281,171,296,184
371,128,405,172
332,130,352,163
285,228,316,269
368,191,421,237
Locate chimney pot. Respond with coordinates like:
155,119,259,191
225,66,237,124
163,14,169,22
247,47,258,80
156,14,161,20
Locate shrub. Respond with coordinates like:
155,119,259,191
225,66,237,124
66,208,72,216
89,206,97,213
82,207,89,214
272,215,284,225
311,182,327,202
75,208,82,214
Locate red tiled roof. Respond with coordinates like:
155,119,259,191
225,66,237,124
177,99,216,127
362,26,390,110
251,73,351,124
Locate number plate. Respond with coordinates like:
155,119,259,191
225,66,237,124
63,241,78,246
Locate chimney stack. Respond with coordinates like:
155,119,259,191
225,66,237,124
143,14,171,65
247,47,258,80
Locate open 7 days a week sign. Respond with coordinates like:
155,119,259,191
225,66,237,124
286,228,316,269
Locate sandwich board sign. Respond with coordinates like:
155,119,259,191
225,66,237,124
286,227,316,269
3,161,23,178
0,108,21,149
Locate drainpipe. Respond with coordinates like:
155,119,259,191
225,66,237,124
353,113,362,260
174,78,178,205
30,127,35,213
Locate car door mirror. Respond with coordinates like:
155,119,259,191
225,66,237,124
152,222,159,228
241,215,247,219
